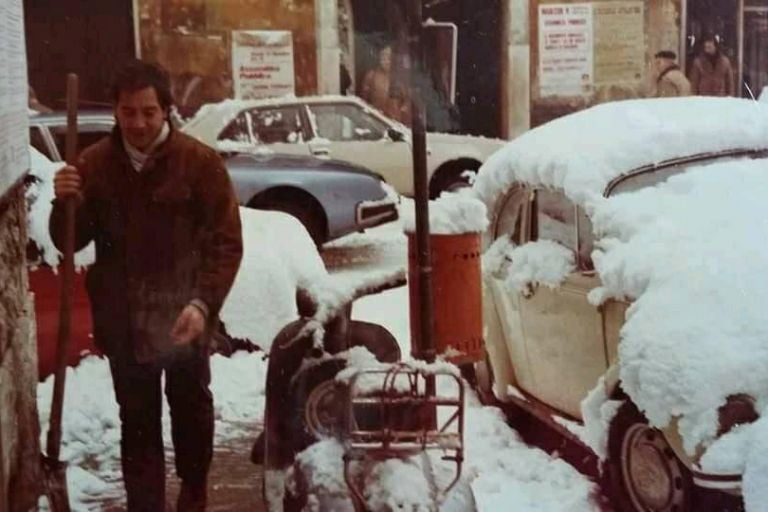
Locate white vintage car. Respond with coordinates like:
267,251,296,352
472,97,768,511
182,95,504,198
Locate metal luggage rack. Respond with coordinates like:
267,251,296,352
341,363,465,511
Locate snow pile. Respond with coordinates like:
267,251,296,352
503,240,575,293
402,190,488,235
219,208,326,349
37,352,268,510
577,378,623,460
290,387,598,511
472,97,768,210
26,147,95,268
587,160,768,461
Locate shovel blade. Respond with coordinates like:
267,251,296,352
42,455,71,512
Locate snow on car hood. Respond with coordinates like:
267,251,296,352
587,158,768,464
472,97,768,210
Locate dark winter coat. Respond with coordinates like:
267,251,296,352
49,126,243,361
689,54,735,97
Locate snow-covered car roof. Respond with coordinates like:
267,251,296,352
473,97,768,208
183,94,383,147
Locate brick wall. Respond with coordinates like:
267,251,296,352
0,184,42,511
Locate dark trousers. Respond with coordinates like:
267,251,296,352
109,347,214,511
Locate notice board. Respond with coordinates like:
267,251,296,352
538,1,646,97
0,0,30,199
232,30,296,100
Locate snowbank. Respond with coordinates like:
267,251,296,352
27,147,95,268
219,208,326,349
588,160,768,465
37,352,268,510
401,190,488,235
289,387,598,511
472,97,768,210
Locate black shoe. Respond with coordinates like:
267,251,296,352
250,431,265,464
177,481,207,512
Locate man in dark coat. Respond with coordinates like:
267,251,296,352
689,35,736,97
50,60,243,511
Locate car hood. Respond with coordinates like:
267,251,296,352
224,152,383,180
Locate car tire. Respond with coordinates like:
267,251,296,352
605,401,693,512
259,200,326,247
429,162,479,199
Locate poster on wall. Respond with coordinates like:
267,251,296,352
538,3,594,97
593,1,645,86
0,0,30,199
232,30,295,100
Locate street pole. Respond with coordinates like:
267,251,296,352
404,0,436,365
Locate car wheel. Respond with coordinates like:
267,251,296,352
259,200,326,247
429,162,479,199
605,401,693,512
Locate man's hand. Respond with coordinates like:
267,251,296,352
53,164,83,202
170,305,206,346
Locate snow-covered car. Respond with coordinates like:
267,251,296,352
182,95,505,198
29,111,398,246
26,146,328,379
472,97,768,511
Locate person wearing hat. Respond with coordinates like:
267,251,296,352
652,50,692,98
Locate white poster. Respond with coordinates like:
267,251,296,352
538,3,594,97
0,0,30,198
232,30,296,100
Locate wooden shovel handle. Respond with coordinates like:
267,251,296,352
46,73,78,460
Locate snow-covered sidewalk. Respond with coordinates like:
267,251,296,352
37,215,600,511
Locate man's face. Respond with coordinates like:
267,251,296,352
704,41,717,56
654,57,671,73
115,86,166,151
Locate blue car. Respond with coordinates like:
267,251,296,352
29,111,399,246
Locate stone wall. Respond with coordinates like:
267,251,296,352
0,184,41,512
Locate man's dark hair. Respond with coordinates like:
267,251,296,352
654,50,677,60
110,60,173,110
701,34,719,47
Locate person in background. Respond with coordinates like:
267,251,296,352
360,45,393,113
50,60,243,511
689,35,735,97
652,50,691,97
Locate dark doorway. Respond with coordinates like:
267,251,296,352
686,0,739,92
351,0,501,137
24,0,136,109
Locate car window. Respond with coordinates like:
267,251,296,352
577,207,595,272
250,107,304,144
494,183,529,245
50,123,112,159
535,188,577,251
608,154,751,196
218,112,252,143
308,103,388,142
29,126,53,160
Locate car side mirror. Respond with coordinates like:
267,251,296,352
387,128,405,142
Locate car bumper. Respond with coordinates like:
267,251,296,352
355,199,399,229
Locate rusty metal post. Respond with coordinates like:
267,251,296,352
403,0,435,365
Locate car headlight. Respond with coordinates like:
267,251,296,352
717,394,758,436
